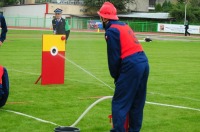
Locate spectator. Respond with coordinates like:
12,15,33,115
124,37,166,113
184,20,190,36
0,15,8,46
65,18,70,40
52,8,70,40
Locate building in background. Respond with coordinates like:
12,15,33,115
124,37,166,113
11,0,178,14
16,0,177,12
0,0,177,30
1,3,89,29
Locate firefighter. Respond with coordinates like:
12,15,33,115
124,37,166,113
98,2,149,132
52,8,70,40
0,14,8,46
0,65,9,107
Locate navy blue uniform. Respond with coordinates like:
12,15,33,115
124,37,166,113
0,66,9,107
105,20,149,132
52,17,66,35
0,15,8,43
184,21,190,36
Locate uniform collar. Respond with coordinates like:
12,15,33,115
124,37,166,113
57,18,61,21
105,20,120,30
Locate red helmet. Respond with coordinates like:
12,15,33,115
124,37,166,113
97,2,119,20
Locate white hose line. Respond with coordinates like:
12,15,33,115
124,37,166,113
0,109,60,126
146,101,200,112
70,96,200,127
58,53,114,90
70,96,113,127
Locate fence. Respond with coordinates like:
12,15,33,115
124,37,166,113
5,16,158,32
6,16,51,28
128,21,158,32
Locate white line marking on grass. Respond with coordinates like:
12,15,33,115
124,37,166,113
10,69,40,75
139,40,145,42
8,27,51,31
148,92,200,102
136,32,200,39
65,78,108,87
58,54,114,90
9,68,109,88
0,109,60,126
146,101,200,112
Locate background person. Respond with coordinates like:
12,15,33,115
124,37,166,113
98,2,149,132
0,65,9,107
0,15,8,46
184,20,190,36
52,8,70,40
65,18,70,40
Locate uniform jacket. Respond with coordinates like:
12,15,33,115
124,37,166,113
0,66,9,90
105,20,147,81
185,24,189,29
52,17,66,34
0,66,9,107
0,15,8,42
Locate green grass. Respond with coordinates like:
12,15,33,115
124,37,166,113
0,30,200,132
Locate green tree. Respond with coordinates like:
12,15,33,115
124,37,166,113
170,1,186,22
162,0,173,12
189,0,200,7
0,0,18,6
177,0,185,4
155,3,162,12
0,2,4,7
188,0,200,23
170,0,200,24
83,0,136,14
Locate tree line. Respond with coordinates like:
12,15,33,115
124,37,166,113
155,0,200,24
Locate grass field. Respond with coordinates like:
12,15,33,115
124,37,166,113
0,29,200,132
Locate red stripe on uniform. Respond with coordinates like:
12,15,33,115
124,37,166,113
0,66,3,84
111,24,143,59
